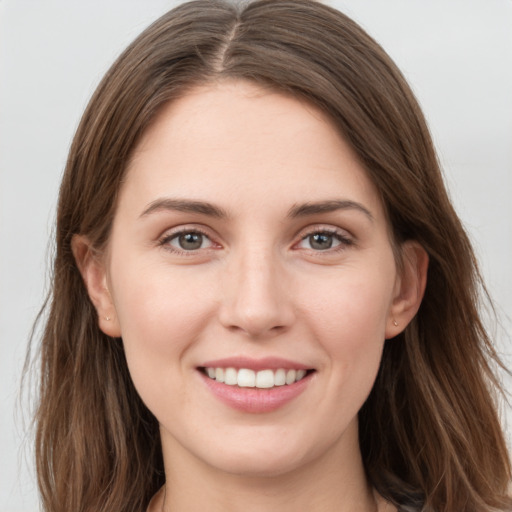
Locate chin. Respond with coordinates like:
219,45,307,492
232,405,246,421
211,451,307,479
197,430,327,479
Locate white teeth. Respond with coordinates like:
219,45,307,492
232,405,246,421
274,368,286,386
224,367,238,385
296,369,306,381
285,369,296,385
256,369,274,389
237,368,256,387
215,368,224,383
204,367,309,388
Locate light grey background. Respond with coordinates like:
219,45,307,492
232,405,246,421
1,1,511,510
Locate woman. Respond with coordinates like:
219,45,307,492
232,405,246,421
32,1,511,511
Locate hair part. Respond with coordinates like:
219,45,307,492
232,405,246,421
32,1,511,511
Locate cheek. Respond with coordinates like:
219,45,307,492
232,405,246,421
309,268,393,338
109,259,214,390
303,264,394,386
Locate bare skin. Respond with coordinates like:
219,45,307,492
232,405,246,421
75,80,426,512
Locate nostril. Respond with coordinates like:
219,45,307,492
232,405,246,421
221,311,292,338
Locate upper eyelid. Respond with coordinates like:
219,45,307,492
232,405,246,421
296,224,353,239
158,223,215,240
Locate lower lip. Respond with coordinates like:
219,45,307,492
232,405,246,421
200,371,313,413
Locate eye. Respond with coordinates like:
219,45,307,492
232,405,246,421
164,230,214,251
296,230,352,251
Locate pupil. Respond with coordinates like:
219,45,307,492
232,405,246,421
179,233,203,250
310,233,332,250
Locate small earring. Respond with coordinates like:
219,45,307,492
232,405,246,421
393,319,398,327
105,316,111,321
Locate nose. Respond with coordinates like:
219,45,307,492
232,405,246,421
218,247,295,338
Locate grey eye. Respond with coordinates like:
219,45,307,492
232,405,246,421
297,231,349,251
179,233,203,250
169,232,211,251
308,233,335,250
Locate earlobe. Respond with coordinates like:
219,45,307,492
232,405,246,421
385,241,428,339
71,235,121,337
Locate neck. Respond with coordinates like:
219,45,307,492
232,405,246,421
154,422,381,512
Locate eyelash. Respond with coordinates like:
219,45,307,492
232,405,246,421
158,227,216,256
295,227,354,253
158,226,354,256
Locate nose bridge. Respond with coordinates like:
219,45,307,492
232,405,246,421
219,241,294,337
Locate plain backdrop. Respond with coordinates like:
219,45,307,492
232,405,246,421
1,1,511,510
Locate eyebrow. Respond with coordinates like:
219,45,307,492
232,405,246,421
140,198,229,219
139,197,373,222
287,200,374,221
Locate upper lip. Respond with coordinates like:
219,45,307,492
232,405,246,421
199,356,312,371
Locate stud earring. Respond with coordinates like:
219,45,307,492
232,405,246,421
105,316,111,321
393,319,398,327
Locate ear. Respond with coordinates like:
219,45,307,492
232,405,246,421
385,241,428,339
71,234,121,337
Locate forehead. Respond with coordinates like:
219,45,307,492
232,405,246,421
122,80,384,220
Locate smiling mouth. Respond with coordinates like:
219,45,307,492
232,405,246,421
200,367,315,389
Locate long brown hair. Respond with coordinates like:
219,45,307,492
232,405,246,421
31,1,511,511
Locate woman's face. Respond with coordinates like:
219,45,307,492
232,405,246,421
96,81,412,477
